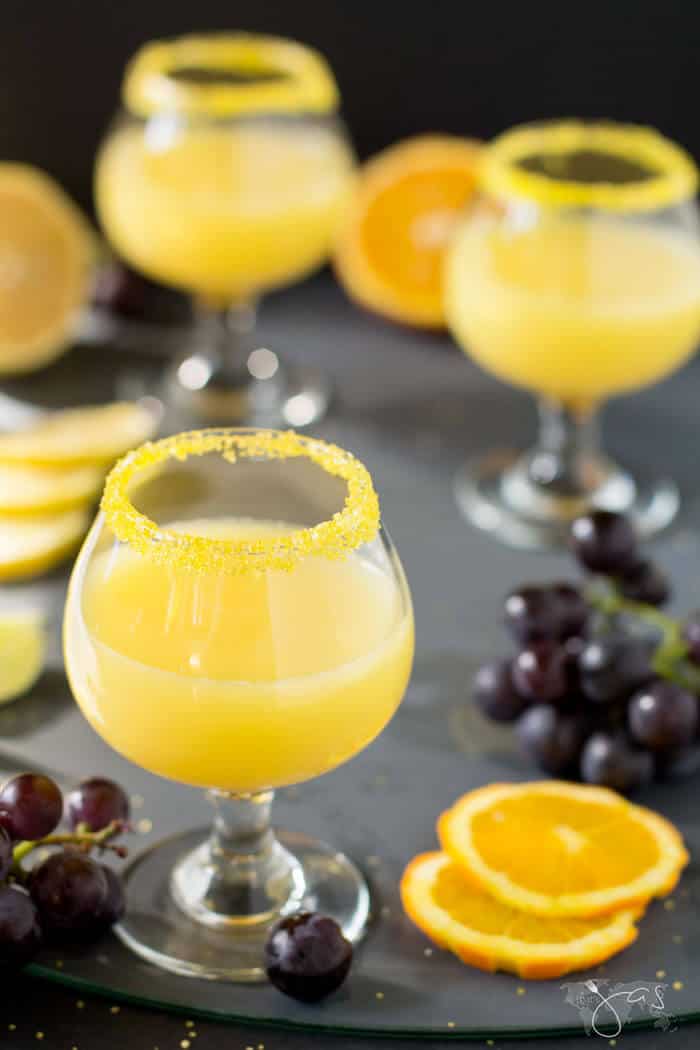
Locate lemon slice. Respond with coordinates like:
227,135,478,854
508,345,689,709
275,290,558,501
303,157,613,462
0,508,90,581
0,462,103,516
0,401,160,468
0,611,46,703
0,164,95,374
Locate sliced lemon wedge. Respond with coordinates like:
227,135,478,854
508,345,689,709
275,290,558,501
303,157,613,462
0,611,46,703
0,401,160,468
0,462,103,516
0,508,90,581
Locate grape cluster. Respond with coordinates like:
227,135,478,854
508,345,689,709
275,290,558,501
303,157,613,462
0,773,129,970
474,510,700,793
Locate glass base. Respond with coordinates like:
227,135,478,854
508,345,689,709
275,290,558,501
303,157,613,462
115,827,371,982
454,449,679,550
164,351,332,427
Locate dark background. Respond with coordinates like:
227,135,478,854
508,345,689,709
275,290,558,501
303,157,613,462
2,1,698,214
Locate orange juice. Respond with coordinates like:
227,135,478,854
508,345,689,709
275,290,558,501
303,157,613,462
445,215,700,405
65,519,413,792
95,123,355,302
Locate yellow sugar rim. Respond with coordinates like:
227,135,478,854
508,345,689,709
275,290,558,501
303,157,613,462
123,33,339,118
481,121,698,211
101,429,379,574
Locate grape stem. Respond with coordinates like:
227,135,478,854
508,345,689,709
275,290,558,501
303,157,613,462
10,820,128,879
587,582,700,692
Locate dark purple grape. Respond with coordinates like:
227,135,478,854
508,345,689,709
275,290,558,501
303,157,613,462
578,638,653,704
474,660,529,723
580,732,654,793
681,612,700,666
0,774,63,841
30,851,109,942
0,828,12,882
96,866,125,928
628,680,698,752
571,511,638,574
264,912,352,1002
617,559,670,607
0,885,42,969
512,641,569,704
66,777,130,832
656,744,700,781
516,705,587,775
92,262,149,319
504,585,562,644
551,582,589,639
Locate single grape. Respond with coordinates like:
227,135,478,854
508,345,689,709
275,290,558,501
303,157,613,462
570,511,638,574
656,744,700,781
264,912,352,1002
681,612,700,666
516,705,587,775
30,851,109,942
578,638,653,704
66,777,130,832
512,641,569,704
92,262,149,319
0,828,12,882
0,774,63,841
628,680,698,752
473,660,529,723
551,582,589,640
503,585,562,644
580,732,654,793
0,885,42,969
617,559,670,607
96,866,125,928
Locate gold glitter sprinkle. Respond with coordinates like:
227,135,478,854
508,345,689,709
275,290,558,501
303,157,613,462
257,1045,264,1050
656,969,666,978
180,1042,191,1049
447,1021,455,1029
516,986,526,996
374,774,387,786
76,1001,85,1009
102,430,380,574
131,794,144,809
664,899,676,911
35,1035,44,1041
673,981,684,991
8,1025,16,1031
366,855,381,867
673,934,684,944
486,1042,494,1048
380,905,391,918
137,818,153,834
424,948,433,957
609,1041,617,1047
375,992,384,1000
185,1021,194,1028
55,959,64,969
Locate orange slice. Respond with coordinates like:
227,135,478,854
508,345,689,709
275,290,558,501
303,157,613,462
439,782,688,918
0,165,95,374
401,852,641,979
334,135,481,328
0,401,160,468
0,508,90,582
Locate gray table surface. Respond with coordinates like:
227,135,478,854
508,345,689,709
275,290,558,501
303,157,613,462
2,272,700,1049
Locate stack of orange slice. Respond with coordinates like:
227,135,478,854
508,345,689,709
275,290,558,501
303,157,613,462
401,781,688,979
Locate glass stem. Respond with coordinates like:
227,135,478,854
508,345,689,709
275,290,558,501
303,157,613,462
195,299,258,380
524,397,609,500
198,789,305,924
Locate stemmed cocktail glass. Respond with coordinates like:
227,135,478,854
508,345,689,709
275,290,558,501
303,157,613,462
64,429,413,981
95,34,356,426
445,121,700,548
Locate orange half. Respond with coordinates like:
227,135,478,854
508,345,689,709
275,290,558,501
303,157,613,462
334,135,481,328
401,852,641,980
